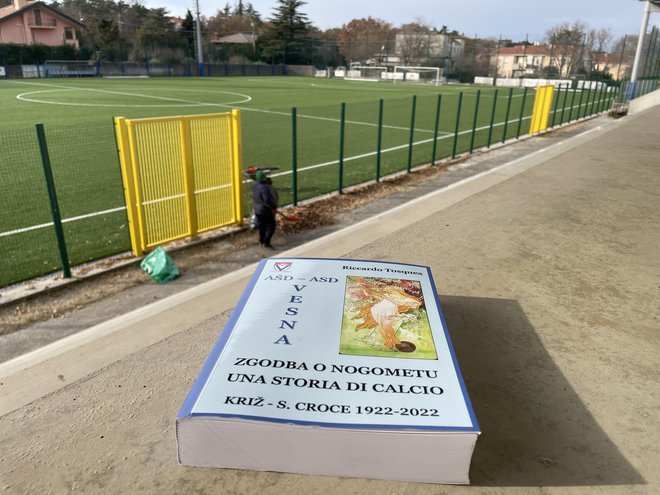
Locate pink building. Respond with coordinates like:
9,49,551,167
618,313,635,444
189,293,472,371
0,0,84,49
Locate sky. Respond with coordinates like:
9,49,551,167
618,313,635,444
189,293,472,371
149,0,659,43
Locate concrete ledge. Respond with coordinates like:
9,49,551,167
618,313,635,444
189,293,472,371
629,88,660,114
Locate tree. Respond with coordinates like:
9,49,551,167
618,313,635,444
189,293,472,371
311,27,345,67
610,34,638,79
337,17,393,64
179,10,195,55
96,18,120,59
454,36,498,78
136,7,179,62
207,3,262,38
546,21,588,77
259,0,312,64
585,27,613,77
396,22,431,66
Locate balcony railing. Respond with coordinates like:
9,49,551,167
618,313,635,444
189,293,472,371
29,18,56,28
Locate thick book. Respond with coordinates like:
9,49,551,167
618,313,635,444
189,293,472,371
176,258,480,484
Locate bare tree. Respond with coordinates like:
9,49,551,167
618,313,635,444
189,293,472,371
585,27,613,76
546,21,588,77
338,17,393,64
610,34,639,79
396,22,432,65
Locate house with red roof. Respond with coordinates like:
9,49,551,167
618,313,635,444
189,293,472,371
0,0,84,48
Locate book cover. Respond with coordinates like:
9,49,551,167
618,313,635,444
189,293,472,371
176,258,480,483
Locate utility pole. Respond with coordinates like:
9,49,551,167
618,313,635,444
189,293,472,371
616,34,627,81
493,35,501,85
577,33,587,78
250,20,256,59
195,0,204,76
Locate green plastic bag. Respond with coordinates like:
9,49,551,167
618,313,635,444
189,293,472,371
140,247,180,284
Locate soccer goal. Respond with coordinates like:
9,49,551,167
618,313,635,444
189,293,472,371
393,66,443,85
345,65,388,82
45,60,99,78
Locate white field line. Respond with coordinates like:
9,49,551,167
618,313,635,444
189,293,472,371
2,83,608,239
14,80,440,134
0,206,127,238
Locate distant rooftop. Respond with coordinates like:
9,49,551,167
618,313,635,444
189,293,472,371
211,33,256,44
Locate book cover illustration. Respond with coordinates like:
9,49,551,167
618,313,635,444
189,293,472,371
340,276,438,360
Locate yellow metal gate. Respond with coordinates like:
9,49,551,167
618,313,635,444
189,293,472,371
114,110,243,256
529,85,555,135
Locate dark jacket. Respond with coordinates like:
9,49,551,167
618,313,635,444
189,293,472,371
252,180,278,215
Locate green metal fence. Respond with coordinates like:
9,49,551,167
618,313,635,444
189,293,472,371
0,122,131,287
0,80,648,289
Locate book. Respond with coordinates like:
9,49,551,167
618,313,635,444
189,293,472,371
176,258,480,484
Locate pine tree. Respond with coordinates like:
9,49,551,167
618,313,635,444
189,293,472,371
180,9,195,55
259,0,312,64
269,0,309,39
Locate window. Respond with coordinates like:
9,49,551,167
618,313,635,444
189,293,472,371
33,9,42,26
64,27,74,40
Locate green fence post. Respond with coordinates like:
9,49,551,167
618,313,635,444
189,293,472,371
516,86,528,139
291,107,298,206
560,84,569,124
607,83,615,110
613,82,620,105
550,85,561,127
486,89,498,148
452,92,463,158
431,94,442,164
407,95,417,172
640,27,656,81
593,84,601,113
469,89,481,153
568,85,578,121
576,84,585,119
583,86,592,117
338,102,346,193
608,81,616,108
36,123,71,279
592,84,600,114
649,28,660,78
501,87,513,144
597,83,607,113
598,83,607,111
591,85,599,115
608,83,616,110
376,98,383,182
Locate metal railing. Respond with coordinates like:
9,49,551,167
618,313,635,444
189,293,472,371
0,81,644,289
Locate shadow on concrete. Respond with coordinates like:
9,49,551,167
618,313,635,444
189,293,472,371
441,295,644,487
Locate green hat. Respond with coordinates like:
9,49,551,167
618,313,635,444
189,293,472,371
255,170,267,181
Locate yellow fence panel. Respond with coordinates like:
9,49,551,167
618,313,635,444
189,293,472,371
529,85,555,135
114,111,243,257
190,114,235,232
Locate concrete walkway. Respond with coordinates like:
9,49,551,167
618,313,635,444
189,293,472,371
1,107,659,494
